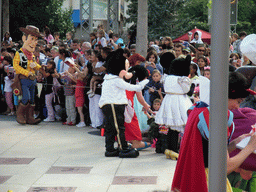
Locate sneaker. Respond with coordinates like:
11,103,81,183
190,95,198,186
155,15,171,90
68,122,76,126
44,117,55,122
87,90,93,95
88,92,95,98
55,115,62,121
76,122,86,127
62,121,68,125
8,112,15,116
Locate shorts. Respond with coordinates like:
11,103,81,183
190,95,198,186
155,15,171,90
76,96,84,107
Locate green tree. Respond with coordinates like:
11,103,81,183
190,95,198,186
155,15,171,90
126,0,185,40
236,0,256,34
9,0,74,41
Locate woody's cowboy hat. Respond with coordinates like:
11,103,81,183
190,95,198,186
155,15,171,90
19,25,43,37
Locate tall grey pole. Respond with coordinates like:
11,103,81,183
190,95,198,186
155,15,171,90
0,0,2,48
89,0,93,33
80,0,83,38
209,0,230,191
107,0,110,33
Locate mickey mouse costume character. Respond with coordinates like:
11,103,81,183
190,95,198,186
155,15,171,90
13,25,45,125
99,49,149,158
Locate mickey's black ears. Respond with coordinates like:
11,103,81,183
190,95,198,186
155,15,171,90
128,65,149,84
160,52,175,74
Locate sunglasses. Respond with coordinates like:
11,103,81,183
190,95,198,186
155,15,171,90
198,49,205,52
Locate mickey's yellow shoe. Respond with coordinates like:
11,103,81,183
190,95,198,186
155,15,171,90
165,149,179,160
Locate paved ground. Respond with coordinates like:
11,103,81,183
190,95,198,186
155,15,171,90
0,115,176,192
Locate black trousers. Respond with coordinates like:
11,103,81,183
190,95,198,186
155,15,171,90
102,104,128,152
167,129,180,153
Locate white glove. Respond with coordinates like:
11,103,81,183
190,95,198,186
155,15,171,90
30,62,37,69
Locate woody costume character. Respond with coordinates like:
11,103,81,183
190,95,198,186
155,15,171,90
13,25,44,125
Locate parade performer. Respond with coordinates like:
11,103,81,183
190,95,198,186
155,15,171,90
99,49,149,158
155,55,193,155
171,72,256,192
13,25,44,125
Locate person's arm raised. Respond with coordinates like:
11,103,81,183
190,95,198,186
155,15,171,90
227,133,256,174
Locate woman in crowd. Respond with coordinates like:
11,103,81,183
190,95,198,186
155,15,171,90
44,27,54,44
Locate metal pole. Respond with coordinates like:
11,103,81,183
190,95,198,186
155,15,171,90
114,0,119,34
107,0,110,33
209,0,230,191
80,0,83,38
89,0,93,33
0,0,2,49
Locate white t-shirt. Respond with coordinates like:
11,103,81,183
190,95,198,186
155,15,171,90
4,76,13,92
94,61,104,75
59,57,72,74
97,37,107,47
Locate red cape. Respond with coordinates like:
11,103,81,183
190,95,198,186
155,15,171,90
172,103,233,192
172,106,208,192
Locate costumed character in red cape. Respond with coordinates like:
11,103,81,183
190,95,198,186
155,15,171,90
171,72,256,192
13,25,45,125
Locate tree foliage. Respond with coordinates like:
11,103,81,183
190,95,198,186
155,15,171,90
9,0,74,41
126,0,256,40
126,0,185,40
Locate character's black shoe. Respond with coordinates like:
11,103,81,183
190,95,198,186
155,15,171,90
105,149,120,157
119,148,139,158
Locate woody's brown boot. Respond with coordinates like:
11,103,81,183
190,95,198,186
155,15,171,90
16,102,28,124
26,103,41,125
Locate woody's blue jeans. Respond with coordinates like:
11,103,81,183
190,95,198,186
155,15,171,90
20,79,36,105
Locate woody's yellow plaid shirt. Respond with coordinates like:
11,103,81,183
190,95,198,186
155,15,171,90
13,48,41,77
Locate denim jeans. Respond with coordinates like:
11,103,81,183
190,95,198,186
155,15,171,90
20,79,36,105
143,89,151,106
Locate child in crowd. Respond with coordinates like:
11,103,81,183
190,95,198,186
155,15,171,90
66,63,86,127
87,50,104,98
61,66,76,126
35,71,46,119
145,98,170,154
97,30,107,48
144,51,158,75
189,63,199,83
90,32,97,49
66,31,73,47
54,32,60,42
43,60,58,122
204,66,210,79
197,56,208,75
144,69,164,106
4,66,15,116
152,98,161,115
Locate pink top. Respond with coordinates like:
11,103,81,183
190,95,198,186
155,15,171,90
44,34,54,44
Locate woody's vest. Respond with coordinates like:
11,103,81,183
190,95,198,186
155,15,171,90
17,49,37,80
18,49,29,69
